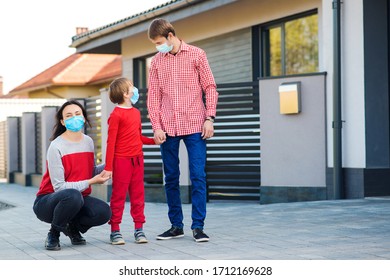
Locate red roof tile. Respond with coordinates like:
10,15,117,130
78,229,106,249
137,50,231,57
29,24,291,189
9,53,121,93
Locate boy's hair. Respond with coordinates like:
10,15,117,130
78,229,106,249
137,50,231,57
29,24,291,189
148,18,176,39
108,77,132,104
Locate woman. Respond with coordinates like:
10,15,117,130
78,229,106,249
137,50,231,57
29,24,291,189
33,100,111,251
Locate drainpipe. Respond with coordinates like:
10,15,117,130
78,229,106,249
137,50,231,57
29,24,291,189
332,0,343,199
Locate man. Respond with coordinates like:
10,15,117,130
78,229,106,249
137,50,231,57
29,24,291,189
147,18,218,242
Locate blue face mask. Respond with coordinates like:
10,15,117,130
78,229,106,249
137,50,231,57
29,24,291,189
131,87,139,104
156,42,173,53
64,115,85,132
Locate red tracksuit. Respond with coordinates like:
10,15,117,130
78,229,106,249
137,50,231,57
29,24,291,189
105,106,155,231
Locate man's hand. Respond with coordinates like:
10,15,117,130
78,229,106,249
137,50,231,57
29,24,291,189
202,120,214,139
154,129,166,144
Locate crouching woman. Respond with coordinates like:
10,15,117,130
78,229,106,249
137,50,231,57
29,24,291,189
33,100,111,250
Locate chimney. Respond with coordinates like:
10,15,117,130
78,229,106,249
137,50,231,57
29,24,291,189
76,27,89,35
0,76,3,96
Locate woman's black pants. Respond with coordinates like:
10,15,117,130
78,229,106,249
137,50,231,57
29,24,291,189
33,189,111,233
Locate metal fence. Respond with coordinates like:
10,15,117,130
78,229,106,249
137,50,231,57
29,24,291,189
0,85,260,201
205,82,260,201
139,81,261,201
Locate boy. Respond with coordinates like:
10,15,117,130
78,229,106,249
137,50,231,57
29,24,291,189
104,77,156,244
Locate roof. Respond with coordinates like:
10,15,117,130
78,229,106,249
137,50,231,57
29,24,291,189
8,53,121,95
70,0,201,48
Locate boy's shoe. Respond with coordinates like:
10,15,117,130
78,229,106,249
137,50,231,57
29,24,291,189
66,223,86,245
156,226,184,240
110,231,125,245
134,229,148,244
45,231,61,250
193,228,209,242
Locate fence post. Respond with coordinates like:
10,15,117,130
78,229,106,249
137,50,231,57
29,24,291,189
179,141,191,203
89,88,115,202
40,106,58,174
100,88,115,165
21,112,36,186
6,117,20,183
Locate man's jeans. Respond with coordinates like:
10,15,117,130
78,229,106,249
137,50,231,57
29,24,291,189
160,133,207,230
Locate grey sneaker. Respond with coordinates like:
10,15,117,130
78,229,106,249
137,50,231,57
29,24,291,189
193,228,209,242
134,230,148,244
110,231,125,245
156,226,184,240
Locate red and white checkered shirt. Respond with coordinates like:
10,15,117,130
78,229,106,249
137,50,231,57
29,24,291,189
147,41,218,136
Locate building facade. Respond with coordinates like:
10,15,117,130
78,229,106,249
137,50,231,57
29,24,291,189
6,0,388,204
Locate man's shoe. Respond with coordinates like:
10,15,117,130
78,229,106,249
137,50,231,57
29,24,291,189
110,231,125,245
156,226,184,240
193,228,209,242
45,231,61,250
134,229,148,244
66,223,86,245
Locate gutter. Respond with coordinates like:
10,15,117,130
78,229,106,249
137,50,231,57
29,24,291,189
70,0,201,48
332,0,343,199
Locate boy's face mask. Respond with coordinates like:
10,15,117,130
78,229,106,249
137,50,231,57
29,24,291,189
64,115,85,132
131,87,139,104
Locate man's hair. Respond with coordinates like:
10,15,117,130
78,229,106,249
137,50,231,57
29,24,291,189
108,77,132,104
148,18,176,39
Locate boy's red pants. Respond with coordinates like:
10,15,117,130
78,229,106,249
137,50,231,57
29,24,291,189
109,155,145,232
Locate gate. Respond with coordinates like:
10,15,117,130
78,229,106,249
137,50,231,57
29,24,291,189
139,81,260,201
206,81,260,201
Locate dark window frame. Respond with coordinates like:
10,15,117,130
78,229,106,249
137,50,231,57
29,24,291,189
254,9,318,79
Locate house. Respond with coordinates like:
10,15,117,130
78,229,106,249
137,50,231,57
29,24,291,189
68,0,390,203
4,0,389,204
5,53,121,99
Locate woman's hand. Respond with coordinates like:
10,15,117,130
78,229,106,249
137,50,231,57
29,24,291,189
88,171,111,185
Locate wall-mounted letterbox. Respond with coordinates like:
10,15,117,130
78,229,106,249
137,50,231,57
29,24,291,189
279,82,301,114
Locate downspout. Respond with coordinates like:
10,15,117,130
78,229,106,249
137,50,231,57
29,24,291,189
332,0,343,199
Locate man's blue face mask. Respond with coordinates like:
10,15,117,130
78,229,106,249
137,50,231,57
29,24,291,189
156,42,173,53
64,115,85,132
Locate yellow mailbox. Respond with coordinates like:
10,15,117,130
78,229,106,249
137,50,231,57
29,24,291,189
279,82,301,114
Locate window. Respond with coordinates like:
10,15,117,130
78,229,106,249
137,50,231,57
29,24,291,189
262,11,318,77
134,56,153,89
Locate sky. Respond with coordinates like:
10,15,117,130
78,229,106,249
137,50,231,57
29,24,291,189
0,0,168,95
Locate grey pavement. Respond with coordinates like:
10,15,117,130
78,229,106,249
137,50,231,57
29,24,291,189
1,182,390,260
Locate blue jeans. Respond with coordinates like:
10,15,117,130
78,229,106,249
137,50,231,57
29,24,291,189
160,133,207,230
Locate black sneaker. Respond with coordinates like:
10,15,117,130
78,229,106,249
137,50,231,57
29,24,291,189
45,231,61,250
193,228,209,242
156,226,184,240
66,223,86,245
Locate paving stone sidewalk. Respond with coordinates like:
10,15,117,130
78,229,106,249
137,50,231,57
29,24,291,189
1,182,390,260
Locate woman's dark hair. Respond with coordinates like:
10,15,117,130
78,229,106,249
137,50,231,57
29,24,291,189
50,99,91,141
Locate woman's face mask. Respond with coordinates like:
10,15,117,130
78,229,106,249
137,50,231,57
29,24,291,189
131,87,139,104
64,115,85,132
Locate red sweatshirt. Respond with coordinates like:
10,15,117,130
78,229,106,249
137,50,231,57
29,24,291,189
105,106,155,171
37,135,100,197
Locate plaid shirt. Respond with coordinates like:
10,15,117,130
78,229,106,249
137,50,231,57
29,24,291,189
147,41,218,136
